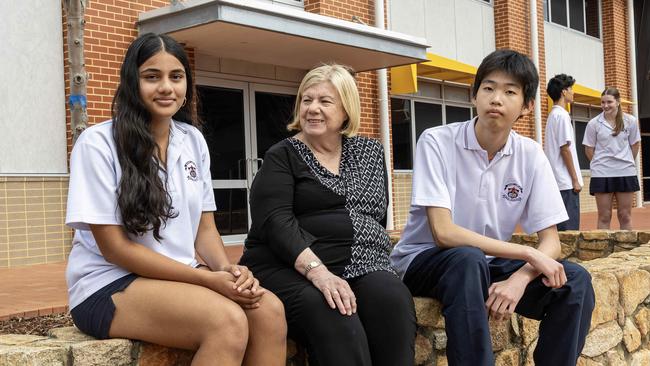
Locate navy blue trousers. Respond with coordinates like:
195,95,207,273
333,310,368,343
557,189,580,231
403,247,594,366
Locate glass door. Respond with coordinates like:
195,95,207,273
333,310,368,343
197,78,296,243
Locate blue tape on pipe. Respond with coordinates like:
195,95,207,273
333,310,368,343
68,95,87,108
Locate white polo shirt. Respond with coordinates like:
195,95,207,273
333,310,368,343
582,112,640,178
65,120,217,309
544,105,584,190
390,119,568,278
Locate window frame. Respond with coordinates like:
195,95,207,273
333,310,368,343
545,0,602,40
570,103,601,173
391,80,474,172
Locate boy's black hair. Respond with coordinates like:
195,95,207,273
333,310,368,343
471,49,539,106
546,74,576,102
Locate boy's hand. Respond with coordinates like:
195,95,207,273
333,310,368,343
486,276,528,321
526,248,567,288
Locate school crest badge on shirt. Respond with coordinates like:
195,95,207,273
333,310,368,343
184,161,199,181
502,182,523,202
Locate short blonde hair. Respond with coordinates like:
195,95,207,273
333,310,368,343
287,64,360,137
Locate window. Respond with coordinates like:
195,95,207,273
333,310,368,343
546,0,600,38
391,81,474,170
571,104,601,170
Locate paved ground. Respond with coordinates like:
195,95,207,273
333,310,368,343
3,207,650,320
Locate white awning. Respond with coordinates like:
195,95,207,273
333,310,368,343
138,0,428,72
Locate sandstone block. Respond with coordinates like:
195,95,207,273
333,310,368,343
48,326,94,343
0,334,48,346
489,318,511,351
495,348,519,366
614,231,638,243
524,338,537,366
637,231,650,244
71,339,133,366
414,297,443,327
589,272,619,329
435,353,449,366
577,355,606,366
578,249,607,261
582,321,623,357
633,307,649,336
579,240,610,251
509,234,522,244
558,231,580,244
510,314,520,337
414,333,433,365
582,231,611,240
521,317,539,347
560,243,575,259
623,318,642,352
630,349,650,366
615,269,650,315
606,348,626,366
432,329,447,350
520,234,538,243
0,346,66,366
137,342,193,366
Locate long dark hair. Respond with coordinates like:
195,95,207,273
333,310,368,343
111,33,199,240
601,87,624,136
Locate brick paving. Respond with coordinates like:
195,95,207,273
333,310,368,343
2,207,650,320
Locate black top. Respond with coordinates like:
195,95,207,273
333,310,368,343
241,136,395,279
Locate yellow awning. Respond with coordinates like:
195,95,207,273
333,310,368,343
571,83,634,106
390,52,477,94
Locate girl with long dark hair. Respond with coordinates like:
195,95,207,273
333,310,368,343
65,33,286,366
583,87,641,229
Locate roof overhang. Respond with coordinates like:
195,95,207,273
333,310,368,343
390,52,477,94
138,0,429,72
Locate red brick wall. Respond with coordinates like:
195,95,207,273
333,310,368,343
493,0,531,139
62,0,171,156
602,0,632,103
304,0,380,139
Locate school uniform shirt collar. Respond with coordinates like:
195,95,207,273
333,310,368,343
596,112,614,130
166,119,188,173
463,117,513,156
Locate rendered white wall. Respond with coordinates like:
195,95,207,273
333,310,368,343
388,0,495,67
0,1,68,174
544,23,605,92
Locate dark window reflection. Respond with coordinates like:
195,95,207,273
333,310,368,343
255,91,296,159
414,102,443,141
213,189,248,235
574,120,590,170
446,106,472,125
391,98,412,170
551,0,568,26
569,0,585,32
198,86,246,180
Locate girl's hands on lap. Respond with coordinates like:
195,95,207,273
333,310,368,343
307,267,357,316
201,269,265,309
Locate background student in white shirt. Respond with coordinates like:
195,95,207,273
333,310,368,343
390,49,594,366
544,74,583,230
583,87,640,230
65,33,286,366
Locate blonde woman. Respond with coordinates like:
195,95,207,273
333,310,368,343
583,87,640,229
239,64,416,366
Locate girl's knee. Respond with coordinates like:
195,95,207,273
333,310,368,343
250,294,287,339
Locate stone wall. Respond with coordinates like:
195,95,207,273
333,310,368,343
3,232,650,365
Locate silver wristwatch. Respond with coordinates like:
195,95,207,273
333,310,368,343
304,260,322,276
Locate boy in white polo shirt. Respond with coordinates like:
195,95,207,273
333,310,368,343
544,74,583,230
390,50,594,366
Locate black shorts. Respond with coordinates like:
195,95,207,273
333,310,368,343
589,176,640,195
70,274,138,339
